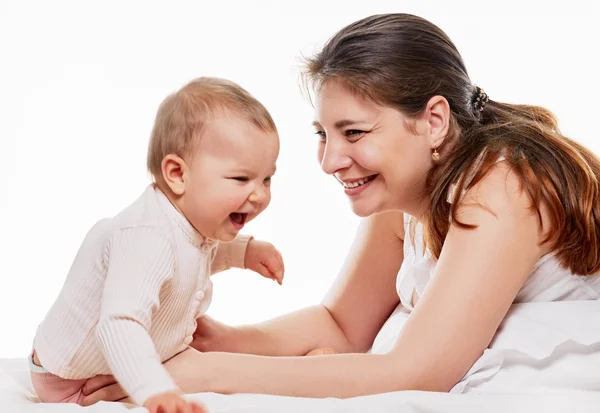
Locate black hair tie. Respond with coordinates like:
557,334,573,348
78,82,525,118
471,86,489,112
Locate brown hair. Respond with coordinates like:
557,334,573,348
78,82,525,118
303,13,600,275
147,77,277,179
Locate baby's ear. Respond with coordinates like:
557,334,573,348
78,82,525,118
161,154,188,195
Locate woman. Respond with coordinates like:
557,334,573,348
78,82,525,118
82,13,600,404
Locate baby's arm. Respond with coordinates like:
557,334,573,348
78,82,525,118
210,234,253,274
95,226,179,406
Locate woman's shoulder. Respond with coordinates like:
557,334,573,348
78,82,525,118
458,158,531,215
448,151,509,205
452,159,554,259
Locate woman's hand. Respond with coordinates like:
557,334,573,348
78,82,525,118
81,350,207,406
80,316,238,406
190,315,239,353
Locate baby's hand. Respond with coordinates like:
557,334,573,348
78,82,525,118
144,391,207,413
244,240,284,285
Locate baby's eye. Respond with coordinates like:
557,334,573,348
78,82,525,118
232,177,249,182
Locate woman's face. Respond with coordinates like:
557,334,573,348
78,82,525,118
313,80,441,218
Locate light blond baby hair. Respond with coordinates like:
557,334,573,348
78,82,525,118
147,77,277,180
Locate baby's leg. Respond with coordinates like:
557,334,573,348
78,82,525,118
29,353,88,404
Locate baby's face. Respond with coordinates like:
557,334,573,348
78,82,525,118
180,115,279,241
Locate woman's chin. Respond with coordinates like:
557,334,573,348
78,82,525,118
348,199,379,217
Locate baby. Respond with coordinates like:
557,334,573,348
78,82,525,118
30,77,284,413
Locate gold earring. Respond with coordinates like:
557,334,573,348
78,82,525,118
432,148,440,161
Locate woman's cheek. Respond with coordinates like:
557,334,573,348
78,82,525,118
356,142,385,172
316,144,325,167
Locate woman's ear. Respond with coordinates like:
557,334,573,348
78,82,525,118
161,154,188,196
424,95,451,149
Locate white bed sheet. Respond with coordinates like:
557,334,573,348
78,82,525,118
3,304,599,412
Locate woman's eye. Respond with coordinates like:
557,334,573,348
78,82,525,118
345,129,367,140
232,177,249,182
314,131,326,142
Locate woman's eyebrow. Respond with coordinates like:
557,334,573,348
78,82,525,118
312,119,369,129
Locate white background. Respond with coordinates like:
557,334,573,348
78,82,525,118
0,0,597,358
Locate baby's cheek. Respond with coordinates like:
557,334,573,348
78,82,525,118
262,191,272,210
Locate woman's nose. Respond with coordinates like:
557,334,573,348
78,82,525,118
319,139,352,175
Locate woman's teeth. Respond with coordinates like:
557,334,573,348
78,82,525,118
342,175,376,189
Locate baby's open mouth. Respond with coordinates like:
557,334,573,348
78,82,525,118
229,212,248,226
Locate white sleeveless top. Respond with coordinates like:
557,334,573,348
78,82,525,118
394,157,600,393
397,216,600,311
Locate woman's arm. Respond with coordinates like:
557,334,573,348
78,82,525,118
81,212,406,404
82,165,549,404
193,211,405,356
191,305,354,356
168,164,546,397
163,165,547,397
